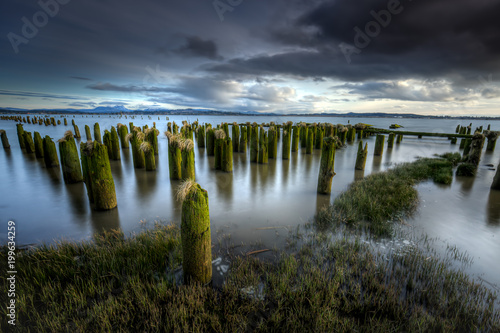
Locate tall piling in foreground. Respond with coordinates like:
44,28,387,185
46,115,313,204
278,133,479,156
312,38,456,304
117,124,129,149
129,128,146,169
58,131,83,184
239,125,247,153
43,136,59,168
206,128,215,156
250,125,259,162
388,133,395,149
181,139,195,180
23,132,35,154
1,130,10,149
258,129,268,164
167,133,182,180
85,125,92,141
94,123,102,144
80,141,117,210
374,135,385,156
292,125,300,152
317,137,337,194
140,141,156,171
16,124,25,149
110,127,121,160
178,181,212,285
222,137,233,172
232,122,240,152
355,141,368,171
492,161,500,190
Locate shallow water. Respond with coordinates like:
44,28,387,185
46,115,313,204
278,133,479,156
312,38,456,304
0,114,499,285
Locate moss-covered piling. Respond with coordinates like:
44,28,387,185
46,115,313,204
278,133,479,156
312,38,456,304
214,130,225,170
258,128,268,164
33,131,43,158
110,127,121,160
167,133,182,180
282,129,291,160
250,125,259,163
129,128,146,169
355,141,368,171
117,124,129,149
73,124,81,139
180,139,195,179
239,125,247,153
485,131,498,152
268,126,277,158
85,125,92,141
58,131,83,184
145,128,159,155
306,126,314,154
232,122,239,152
42,136,59,168
222,137,233,172
23,132,35,154
80,141,117,210
388,133,395,149
292,125,300,152
16,123,25,149
94,123,102,144
197,126,205,148
140,141,156,171
317,137,337,194
374,135,385,156
1,130,10,149
492,161,500,190
396,134,403,144
206,128,215,156
179,181,212,285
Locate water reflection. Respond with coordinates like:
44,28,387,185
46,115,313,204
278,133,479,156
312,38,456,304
215,171,233,205
372,155,383,172
134,168,158,204
250,163,258,193
66,182,88,219
169,180,182,223
487,190,500,225
457,176,475,195
90,207,121,234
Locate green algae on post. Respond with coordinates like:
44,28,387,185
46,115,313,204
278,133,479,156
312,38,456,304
94,123,102,144
23,131,35,154
197,125,206,148
306,126,314,154
317,137,337,194
80,141,117,210
166,133,182,180
374,134,385,156
214,129,226,170
180,139,195,179
355,141,368,171
250,125,259,163
1,130,10,149
73,123,81,139
282,129,291,160
239,125,247,153
117,123,129,149
85,125,92,141
291,125,300,153
128,128,146,169
43,136,60,168
140,141,156,171
485,130,498,152
58,131,83,184
492,161,500,190
258,128,268,164
110,126,121,160
463,133,485,166
315,126,324,150
222,137,233,172
145,128,159,155
232,122,240,152
388,133,395,149
206,128,215,156
178,180,212,285
16,123,25,149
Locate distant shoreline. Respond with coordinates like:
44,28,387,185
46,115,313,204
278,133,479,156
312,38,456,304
1,109,500,120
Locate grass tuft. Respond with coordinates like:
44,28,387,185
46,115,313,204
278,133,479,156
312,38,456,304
176,179,196,202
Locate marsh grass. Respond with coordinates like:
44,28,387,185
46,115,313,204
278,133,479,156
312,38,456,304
321,154,460,236
3,223,498,332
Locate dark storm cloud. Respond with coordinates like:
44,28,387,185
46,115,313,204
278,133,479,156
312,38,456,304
0,89,87,100
208,0,500,85
159,36,223,60
70,76,92,81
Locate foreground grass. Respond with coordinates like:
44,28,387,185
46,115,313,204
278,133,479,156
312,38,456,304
318,153,461,236
1,220,499,332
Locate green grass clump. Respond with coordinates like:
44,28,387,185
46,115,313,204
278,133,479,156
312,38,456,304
323,156,456,236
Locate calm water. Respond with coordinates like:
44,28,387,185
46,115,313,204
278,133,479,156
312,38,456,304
1,114,499,285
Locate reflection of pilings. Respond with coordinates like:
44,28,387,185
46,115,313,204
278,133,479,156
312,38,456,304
66,182,88,218
487,190,500,225
90,208,121,236
372,155,382,172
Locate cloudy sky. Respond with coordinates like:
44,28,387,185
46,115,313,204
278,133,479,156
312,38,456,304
1,0,500,115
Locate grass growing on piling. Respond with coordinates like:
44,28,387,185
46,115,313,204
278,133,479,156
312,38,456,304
321,153,461,236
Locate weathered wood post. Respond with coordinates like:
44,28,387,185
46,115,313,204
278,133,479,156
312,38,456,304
239,125,247,153
306,126,314,154
23,132,35,154
355,141,368,171
214,130,226,170
145,128,159,155
181,139,195,180
282,128,291,160
80,141,117,210
85,125,92,141
117,123,129,149
232,122,239,152
258,127,268,164
317,137,337,194
197,125,205,148
94,123,102,144
292,125,300,152
16,124,25,149
222,137,233,172
250,124,259,163
374,134,385,156
485,131,498,152
388,133,395,149
129,128,146,169
140,141,156,171
206,128,215,156
43,136,60,168
167,133,182,180
492,160,500,190
58,131,83,184
110,126,121,160
1,130,10,149
178,181,212,285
